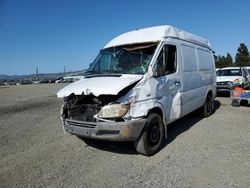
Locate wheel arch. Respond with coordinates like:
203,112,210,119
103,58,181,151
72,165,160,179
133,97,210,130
204,87,215,104
207,90,213,98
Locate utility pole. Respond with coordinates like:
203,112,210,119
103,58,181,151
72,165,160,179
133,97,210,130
64,66,66,75
35,67,38,80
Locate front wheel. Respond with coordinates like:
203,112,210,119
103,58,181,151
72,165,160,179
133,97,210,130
134,113,165,156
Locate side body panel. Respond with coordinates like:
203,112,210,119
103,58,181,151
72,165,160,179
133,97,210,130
179,41,216,117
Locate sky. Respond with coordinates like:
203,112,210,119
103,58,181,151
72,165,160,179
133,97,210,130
0,0,250,75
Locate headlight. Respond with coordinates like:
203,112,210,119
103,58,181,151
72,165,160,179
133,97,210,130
233,79,241,85
98,104,129,119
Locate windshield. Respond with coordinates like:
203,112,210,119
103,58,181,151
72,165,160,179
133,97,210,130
216,69,242,76
86,42,158,75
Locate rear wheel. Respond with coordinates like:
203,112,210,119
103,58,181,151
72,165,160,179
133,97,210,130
134,113,165,156
201,94,214,117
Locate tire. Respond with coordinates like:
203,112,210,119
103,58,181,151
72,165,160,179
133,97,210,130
240,99,248,106
231,99,240,107
134,113,165,156
201,94,214,117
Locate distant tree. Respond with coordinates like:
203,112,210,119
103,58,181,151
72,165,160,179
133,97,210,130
214,54,218,62
225,53,233,67
215,55,223,68
215,53,233,68
235,43,250,66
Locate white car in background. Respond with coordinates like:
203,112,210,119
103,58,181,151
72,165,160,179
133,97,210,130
216,67,250,92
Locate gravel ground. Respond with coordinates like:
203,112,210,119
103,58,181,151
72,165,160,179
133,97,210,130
0,84,250,188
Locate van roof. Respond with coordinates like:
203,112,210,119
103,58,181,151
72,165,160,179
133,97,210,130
104,25,211,49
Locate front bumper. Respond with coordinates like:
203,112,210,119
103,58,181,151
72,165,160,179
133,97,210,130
62,118,146,141
216,86,232,92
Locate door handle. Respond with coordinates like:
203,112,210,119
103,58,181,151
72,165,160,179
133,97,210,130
174,80,180,85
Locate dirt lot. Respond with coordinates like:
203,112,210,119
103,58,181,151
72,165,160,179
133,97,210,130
0,84,250,187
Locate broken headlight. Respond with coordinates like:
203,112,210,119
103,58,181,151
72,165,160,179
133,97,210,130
233,79,241,85
98,104,129,119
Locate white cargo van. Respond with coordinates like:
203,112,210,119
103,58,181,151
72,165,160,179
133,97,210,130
57,25,216,156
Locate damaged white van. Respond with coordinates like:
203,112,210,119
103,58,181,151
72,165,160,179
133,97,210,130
57,25,216,156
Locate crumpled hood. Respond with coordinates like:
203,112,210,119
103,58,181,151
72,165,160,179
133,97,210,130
57,74,143,98
217,76,242,82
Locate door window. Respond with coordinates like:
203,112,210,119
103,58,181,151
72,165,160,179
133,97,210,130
155,45,176,76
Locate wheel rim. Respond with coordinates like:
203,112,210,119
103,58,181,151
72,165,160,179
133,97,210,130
148,125,160,146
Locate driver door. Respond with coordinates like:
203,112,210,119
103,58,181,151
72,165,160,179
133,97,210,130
152,44,181,123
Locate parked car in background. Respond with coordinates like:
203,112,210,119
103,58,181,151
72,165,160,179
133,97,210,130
216,67,250,92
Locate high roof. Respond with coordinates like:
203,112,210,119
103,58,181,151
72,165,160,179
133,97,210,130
104,25,211,49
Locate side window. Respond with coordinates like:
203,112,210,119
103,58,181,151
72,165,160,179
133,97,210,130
155,45,176,76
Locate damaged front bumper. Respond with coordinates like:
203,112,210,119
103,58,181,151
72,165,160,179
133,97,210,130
61,118,146,141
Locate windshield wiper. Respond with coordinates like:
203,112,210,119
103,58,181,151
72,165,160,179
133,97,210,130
85,70,102,75
102,70,122,74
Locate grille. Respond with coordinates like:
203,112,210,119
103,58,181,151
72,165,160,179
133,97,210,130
217,81,230,85
69,104,102,122
66,119,96,128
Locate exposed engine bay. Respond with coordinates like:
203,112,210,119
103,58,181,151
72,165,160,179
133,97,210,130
61,93,119,122
60,77,140,123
